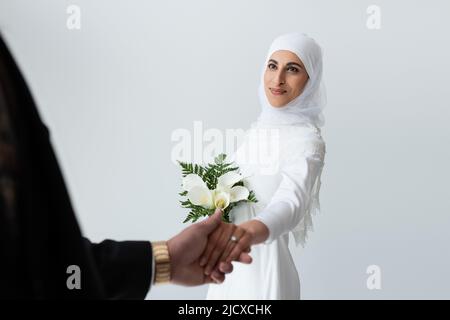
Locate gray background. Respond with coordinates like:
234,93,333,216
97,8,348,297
1,0,449,299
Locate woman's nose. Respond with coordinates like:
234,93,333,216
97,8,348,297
273,70,285,85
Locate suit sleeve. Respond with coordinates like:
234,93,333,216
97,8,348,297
83,238,153,299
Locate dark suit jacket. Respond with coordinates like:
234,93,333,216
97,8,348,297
0,34,152,299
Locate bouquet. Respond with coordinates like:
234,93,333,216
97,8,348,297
178,154,257,223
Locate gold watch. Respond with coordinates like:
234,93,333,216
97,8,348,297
151,241,171,284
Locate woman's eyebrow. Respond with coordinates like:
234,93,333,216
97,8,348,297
268,59,303,69
286,62,303,69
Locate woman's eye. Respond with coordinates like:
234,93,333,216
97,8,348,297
268,63,276,70
287,66,299,73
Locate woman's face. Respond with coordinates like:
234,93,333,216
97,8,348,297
263,50,309,108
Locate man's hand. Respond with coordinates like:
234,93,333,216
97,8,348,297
166,209,252,286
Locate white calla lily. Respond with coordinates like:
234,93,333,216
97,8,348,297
182,174,207,191
229,186,250,203
187,186,214,209
213,191,231,210
179,154,258,224
217,172,243,189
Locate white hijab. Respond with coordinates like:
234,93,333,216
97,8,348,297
253,33,326,247
257,32,326,128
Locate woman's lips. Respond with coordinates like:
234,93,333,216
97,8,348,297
270,88,287,96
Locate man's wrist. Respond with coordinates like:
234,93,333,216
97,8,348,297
151,241,171,284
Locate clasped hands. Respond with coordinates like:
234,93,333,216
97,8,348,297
199,209,255,283
166,208,257,286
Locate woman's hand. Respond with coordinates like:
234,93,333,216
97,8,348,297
199,221,254,280
200,218,271,282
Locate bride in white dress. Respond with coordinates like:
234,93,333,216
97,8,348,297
204,33,327,300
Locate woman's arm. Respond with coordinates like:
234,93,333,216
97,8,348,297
253,150,325,245
201,140,325,275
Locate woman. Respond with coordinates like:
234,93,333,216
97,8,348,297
200,32,327,299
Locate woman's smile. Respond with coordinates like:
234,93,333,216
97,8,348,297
269,87,287,96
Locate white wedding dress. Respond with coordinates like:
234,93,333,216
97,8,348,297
206,122,326,300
